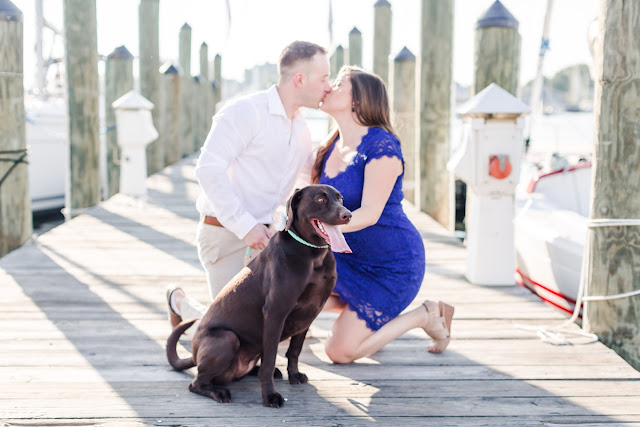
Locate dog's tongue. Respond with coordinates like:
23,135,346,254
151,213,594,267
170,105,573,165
323,223,352,253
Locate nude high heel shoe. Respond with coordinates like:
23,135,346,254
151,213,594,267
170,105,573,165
422,300,454,353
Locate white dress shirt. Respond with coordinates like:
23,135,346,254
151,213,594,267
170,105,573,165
195,85,314,240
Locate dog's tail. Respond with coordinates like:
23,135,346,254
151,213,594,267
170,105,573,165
166,318,198,371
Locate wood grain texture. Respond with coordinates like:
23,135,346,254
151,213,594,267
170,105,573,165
473,26,520,96
417,0,454,229
585,0,640,371
373,0,392,84
0,10,31,256
159,66,181,166
179,24,193,158
63,0,100,218
139,0,162,176
390,48,416,203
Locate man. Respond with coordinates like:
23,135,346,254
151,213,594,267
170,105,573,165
167,41,332,326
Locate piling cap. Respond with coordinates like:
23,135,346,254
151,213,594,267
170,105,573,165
160,62,180,75
476,0,518,30
335,44,344,51
181,22,191,30
193,75,200,83
350,27,361,35
0,0,23,21
394,47,415,62
108,45,134,60
456,83,530,117
112,90,155,111
201,42,208,48
374,0,391,8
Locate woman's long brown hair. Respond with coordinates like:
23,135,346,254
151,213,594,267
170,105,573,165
311,66,397,184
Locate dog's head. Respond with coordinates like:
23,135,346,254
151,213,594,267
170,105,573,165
285,184,352,253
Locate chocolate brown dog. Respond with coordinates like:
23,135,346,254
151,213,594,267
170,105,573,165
167,184,352,407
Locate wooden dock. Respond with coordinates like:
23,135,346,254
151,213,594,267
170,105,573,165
1,155,639,426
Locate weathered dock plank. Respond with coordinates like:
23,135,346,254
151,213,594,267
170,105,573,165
1,155,638,425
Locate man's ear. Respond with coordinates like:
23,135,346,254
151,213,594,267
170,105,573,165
285,188,303,231
293,72,304,88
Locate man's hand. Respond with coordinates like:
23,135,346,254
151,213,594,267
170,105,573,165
243,224,273,250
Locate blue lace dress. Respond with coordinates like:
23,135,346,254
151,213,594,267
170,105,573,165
319,127,426,331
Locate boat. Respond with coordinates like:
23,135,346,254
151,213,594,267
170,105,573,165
26,95,68,213
27,0,67,214
514,158,592,316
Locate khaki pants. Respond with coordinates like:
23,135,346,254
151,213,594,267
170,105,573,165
197,219,248,300
180,220,261,325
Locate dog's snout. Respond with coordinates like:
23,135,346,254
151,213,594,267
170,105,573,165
341,210,352,223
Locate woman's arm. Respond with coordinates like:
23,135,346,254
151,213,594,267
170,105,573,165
340,155,403,233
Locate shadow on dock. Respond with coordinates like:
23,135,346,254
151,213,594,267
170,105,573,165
1,155,638,424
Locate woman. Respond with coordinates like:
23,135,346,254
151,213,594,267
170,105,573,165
313,66,454,364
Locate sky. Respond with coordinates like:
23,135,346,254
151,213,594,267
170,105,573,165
12,0,600,90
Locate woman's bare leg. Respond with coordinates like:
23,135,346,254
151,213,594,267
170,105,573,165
324,304,429,364
322,294,348,313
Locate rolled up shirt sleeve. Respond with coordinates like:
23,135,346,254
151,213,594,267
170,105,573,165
195,101,261,239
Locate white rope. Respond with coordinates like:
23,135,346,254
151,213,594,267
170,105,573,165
516,217,639,345
589,218,640,227
582,288,640,301
0,71,23,77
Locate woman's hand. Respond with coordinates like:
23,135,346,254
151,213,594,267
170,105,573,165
341,156,403,233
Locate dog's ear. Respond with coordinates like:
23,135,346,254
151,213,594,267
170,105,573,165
285,188,303,231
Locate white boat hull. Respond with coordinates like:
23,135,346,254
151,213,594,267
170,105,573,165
26,97,67,213
514,163,591,316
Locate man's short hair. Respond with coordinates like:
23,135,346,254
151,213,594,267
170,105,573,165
278,41,327,76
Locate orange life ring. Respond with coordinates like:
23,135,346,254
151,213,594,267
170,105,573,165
489,155,512,179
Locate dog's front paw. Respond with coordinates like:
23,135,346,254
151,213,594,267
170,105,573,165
288,371,308,384
263,391,285,408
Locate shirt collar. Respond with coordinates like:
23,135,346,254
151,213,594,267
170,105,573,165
267,84,301,120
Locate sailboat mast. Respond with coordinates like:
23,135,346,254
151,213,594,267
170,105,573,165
35,0,45,97
530,0,553,119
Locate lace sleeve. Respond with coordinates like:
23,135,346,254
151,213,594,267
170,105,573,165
362,128,403,164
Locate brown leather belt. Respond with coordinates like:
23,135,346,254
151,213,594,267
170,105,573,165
203,216,224,227
203,216,272,228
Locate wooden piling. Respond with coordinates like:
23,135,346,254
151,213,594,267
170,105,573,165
373,0,392,84
139,0,161,175
63,0,100,219
473,0,520,96
0,0,31,257
584,0,640,371
159,63,180,166
213,53,222,112
192,76,201,151
207,80,216,137
199,42,209,80
348,27,362,67
199,43,210,144
330,44,344,79
179,23,192,157
328,45,344,131
390,47,416,203
417,0,454,229
104,46,134,198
